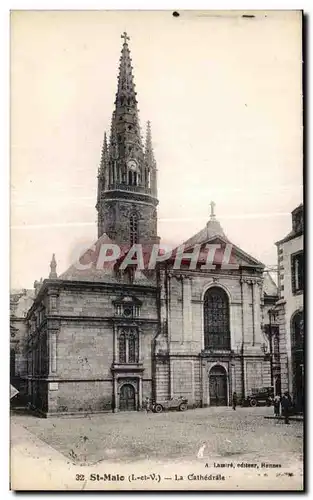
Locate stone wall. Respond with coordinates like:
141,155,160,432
51,381,113,414
28,282,159,415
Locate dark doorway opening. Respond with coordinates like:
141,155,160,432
209,365,228,406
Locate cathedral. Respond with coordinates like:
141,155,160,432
23,33,278,416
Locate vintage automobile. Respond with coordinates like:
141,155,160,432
242,386,274,407
152,396,188,413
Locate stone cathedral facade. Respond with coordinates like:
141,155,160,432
24,34,276,416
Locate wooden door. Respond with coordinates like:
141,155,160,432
119,383,136,411
209,366,227,406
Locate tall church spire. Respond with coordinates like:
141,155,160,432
115,32,139,116
96,33,159,245
110,31,144,171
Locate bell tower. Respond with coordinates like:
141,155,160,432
96,33,159,245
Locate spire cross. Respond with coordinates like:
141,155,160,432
121,31,130,44
210,201,216,219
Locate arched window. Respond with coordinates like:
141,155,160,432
130,213,139,245
203,287,230,350
292,311,303,349
128,170,138,186
128,170,133,185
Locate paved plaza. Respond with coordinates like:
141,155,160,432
11,406,303,467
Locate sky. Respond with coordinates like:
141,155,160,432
10,10,303,290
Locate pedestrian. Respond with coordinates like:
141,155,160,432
232,392,237,411
281,391,291,424
273,394,281,417
145,397,151,413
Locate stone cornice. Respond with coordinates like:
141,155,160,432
42,315,158,324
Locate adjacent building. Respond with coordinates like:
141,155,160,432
10,289,34,401
275,203,304,410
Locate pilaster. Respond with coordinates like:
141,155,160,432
182,276,193,342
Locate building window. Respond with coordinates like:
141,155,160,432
118,328,139,363
203,287,230,350
272,327,280,362
292,311,303,350
114,296,142,317
128,170,138,186
130,214,139,245
119,333,126,362
50,295,57,310
291,252,304,294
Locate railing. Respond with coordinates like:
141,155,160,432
107,183,152,195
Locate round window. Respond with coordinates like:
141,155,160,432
123,307,132,317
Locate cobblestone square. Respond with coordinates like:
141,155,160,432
12,406,303,469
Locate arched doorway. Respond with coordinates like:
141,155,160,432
209,365,228,406
119,383,136,411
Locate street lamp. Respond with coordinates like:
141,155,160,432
267,307,279,390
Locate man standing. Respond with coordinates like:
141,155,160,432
232,392,237,411
281,392,291,424
274,394,281,417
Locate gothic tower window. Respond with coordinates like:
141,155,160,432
128,170,138,186
203,287,230,350
118,328,139,363
130,213,139,245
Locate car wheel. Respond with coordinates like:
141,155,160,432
179,403,187,411
154,404,163,413
249,398,257,407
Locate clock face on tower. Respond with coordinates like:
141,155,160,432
127,159,138,171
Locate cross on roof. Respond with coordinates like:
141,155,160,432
121,31,130,44
210,201,216,219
